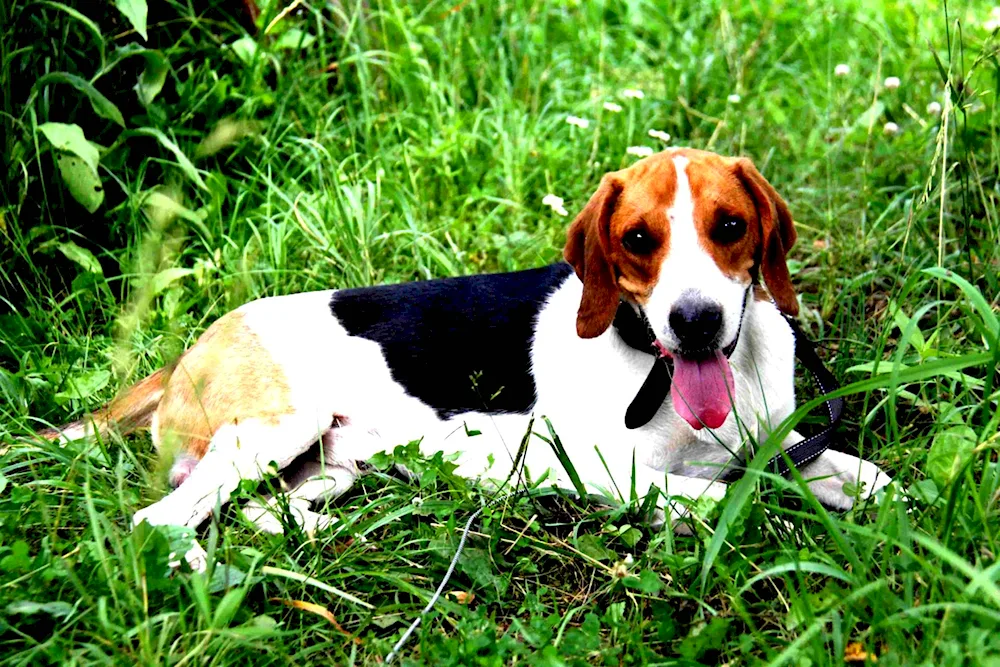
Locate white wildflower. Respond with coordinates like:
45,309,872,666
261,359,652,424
622,88,645,100
411,495,424,507
626,145,654,158
648,129,671,142
624,553,635,566
883,121,900,136
834,63,850,77
542,193,569,217
987,7,1000,31
884,76,901,90
603,101,623,113
727,93,742,104
926,101,942,116
565,115,590,129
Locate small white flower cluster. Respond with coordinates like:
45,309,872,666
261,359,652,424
926,101,943,116
626,145,654,158
727,93,741,104
834,63,850,77
542,193,569,217
603,102,623,113
881,76,902,136
565,115,590,129
648,129,671,142
985,7,1000,31
622,88,645,100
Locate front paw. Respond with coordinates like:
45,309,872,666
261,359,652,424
132,500,180,528
167,540,209,573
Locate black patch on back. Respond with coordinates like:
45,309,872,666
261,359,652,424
330,263,574,419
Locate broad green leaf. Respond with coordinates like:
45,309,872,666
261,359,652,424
135,50,168,106
56,155,105,213
34,73,125,127
131,128,206,190
38,123,99,172
115,0,148,40
149,267,194,297
55,241,102,274
575,533,613,562
274,29,316,50
229,36,258,65
927,426,978,488
208,563,248,594
55,369,111,402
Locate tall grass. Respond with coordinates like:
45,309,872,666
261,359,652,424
1,0,999,664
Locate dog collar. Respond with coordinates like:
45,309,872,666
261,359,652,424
612,291,840,480
613,287,750,430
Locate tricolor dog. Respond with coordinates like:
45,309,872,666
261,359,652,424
43,149,890,568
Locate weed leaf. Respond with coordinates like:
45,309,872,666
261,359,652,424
115,0,148,41
34,73,125,127
38,122,99,172
56,155,105,212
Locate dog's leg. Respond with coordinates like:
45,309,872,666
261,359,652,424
132,413,328,567
786,432,891,509
242,430,360,534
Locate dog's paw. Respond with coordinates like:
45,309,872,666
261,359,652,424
857,460,892,501
133,500,183,528
242,499,336,536
167,540,209,573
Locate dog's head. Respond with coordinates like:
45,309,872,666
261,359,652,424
563,148,797,429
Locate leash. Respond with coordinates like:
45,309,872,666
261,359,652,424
721,313,844,481
613,297,841,480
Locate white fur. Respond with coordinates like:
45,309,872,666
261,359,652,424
645,155,750,352
135,273,891,573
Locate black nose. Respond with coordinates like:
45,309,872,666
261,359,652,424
669,298,723,349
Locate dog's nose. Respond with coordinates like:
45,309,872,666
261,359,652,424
669,297,723,348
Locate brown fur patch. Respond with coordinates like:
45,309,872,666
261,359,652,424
39,368,167,441
563,149,798,332
154,310,293,459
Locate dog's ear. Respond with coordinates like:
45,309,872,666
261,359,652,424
564,174,624,338
732,158,799,316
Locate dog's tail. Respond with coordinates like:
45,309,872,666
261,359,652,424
38,368,167,442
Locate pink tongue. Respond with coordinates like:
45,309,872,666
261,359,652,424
670,350,735,430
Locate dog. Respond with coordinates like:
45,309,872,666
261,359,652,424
42,148,891,570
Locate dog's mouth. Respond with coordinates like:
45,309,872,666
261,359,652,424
656,344,735,430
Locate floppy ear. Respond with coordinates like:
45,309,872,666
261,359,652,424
733,159,799,316
563,175,623,338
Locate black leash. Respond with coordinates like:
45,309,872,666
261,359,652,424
613,299,841,480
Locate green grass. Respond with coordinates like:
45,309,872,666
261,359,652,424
2,0,1000,663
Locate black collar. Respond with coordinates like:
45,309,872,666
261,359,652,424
613,288,750,430
612,292,841,480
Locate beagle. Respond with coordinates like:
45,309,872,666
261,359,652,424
43,148,890,569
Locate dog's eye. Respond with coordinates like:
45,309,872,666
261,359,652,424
622,229,656,255
713,217,747,245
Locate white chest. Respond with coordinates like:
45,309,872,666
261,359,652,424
529,279,797,478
